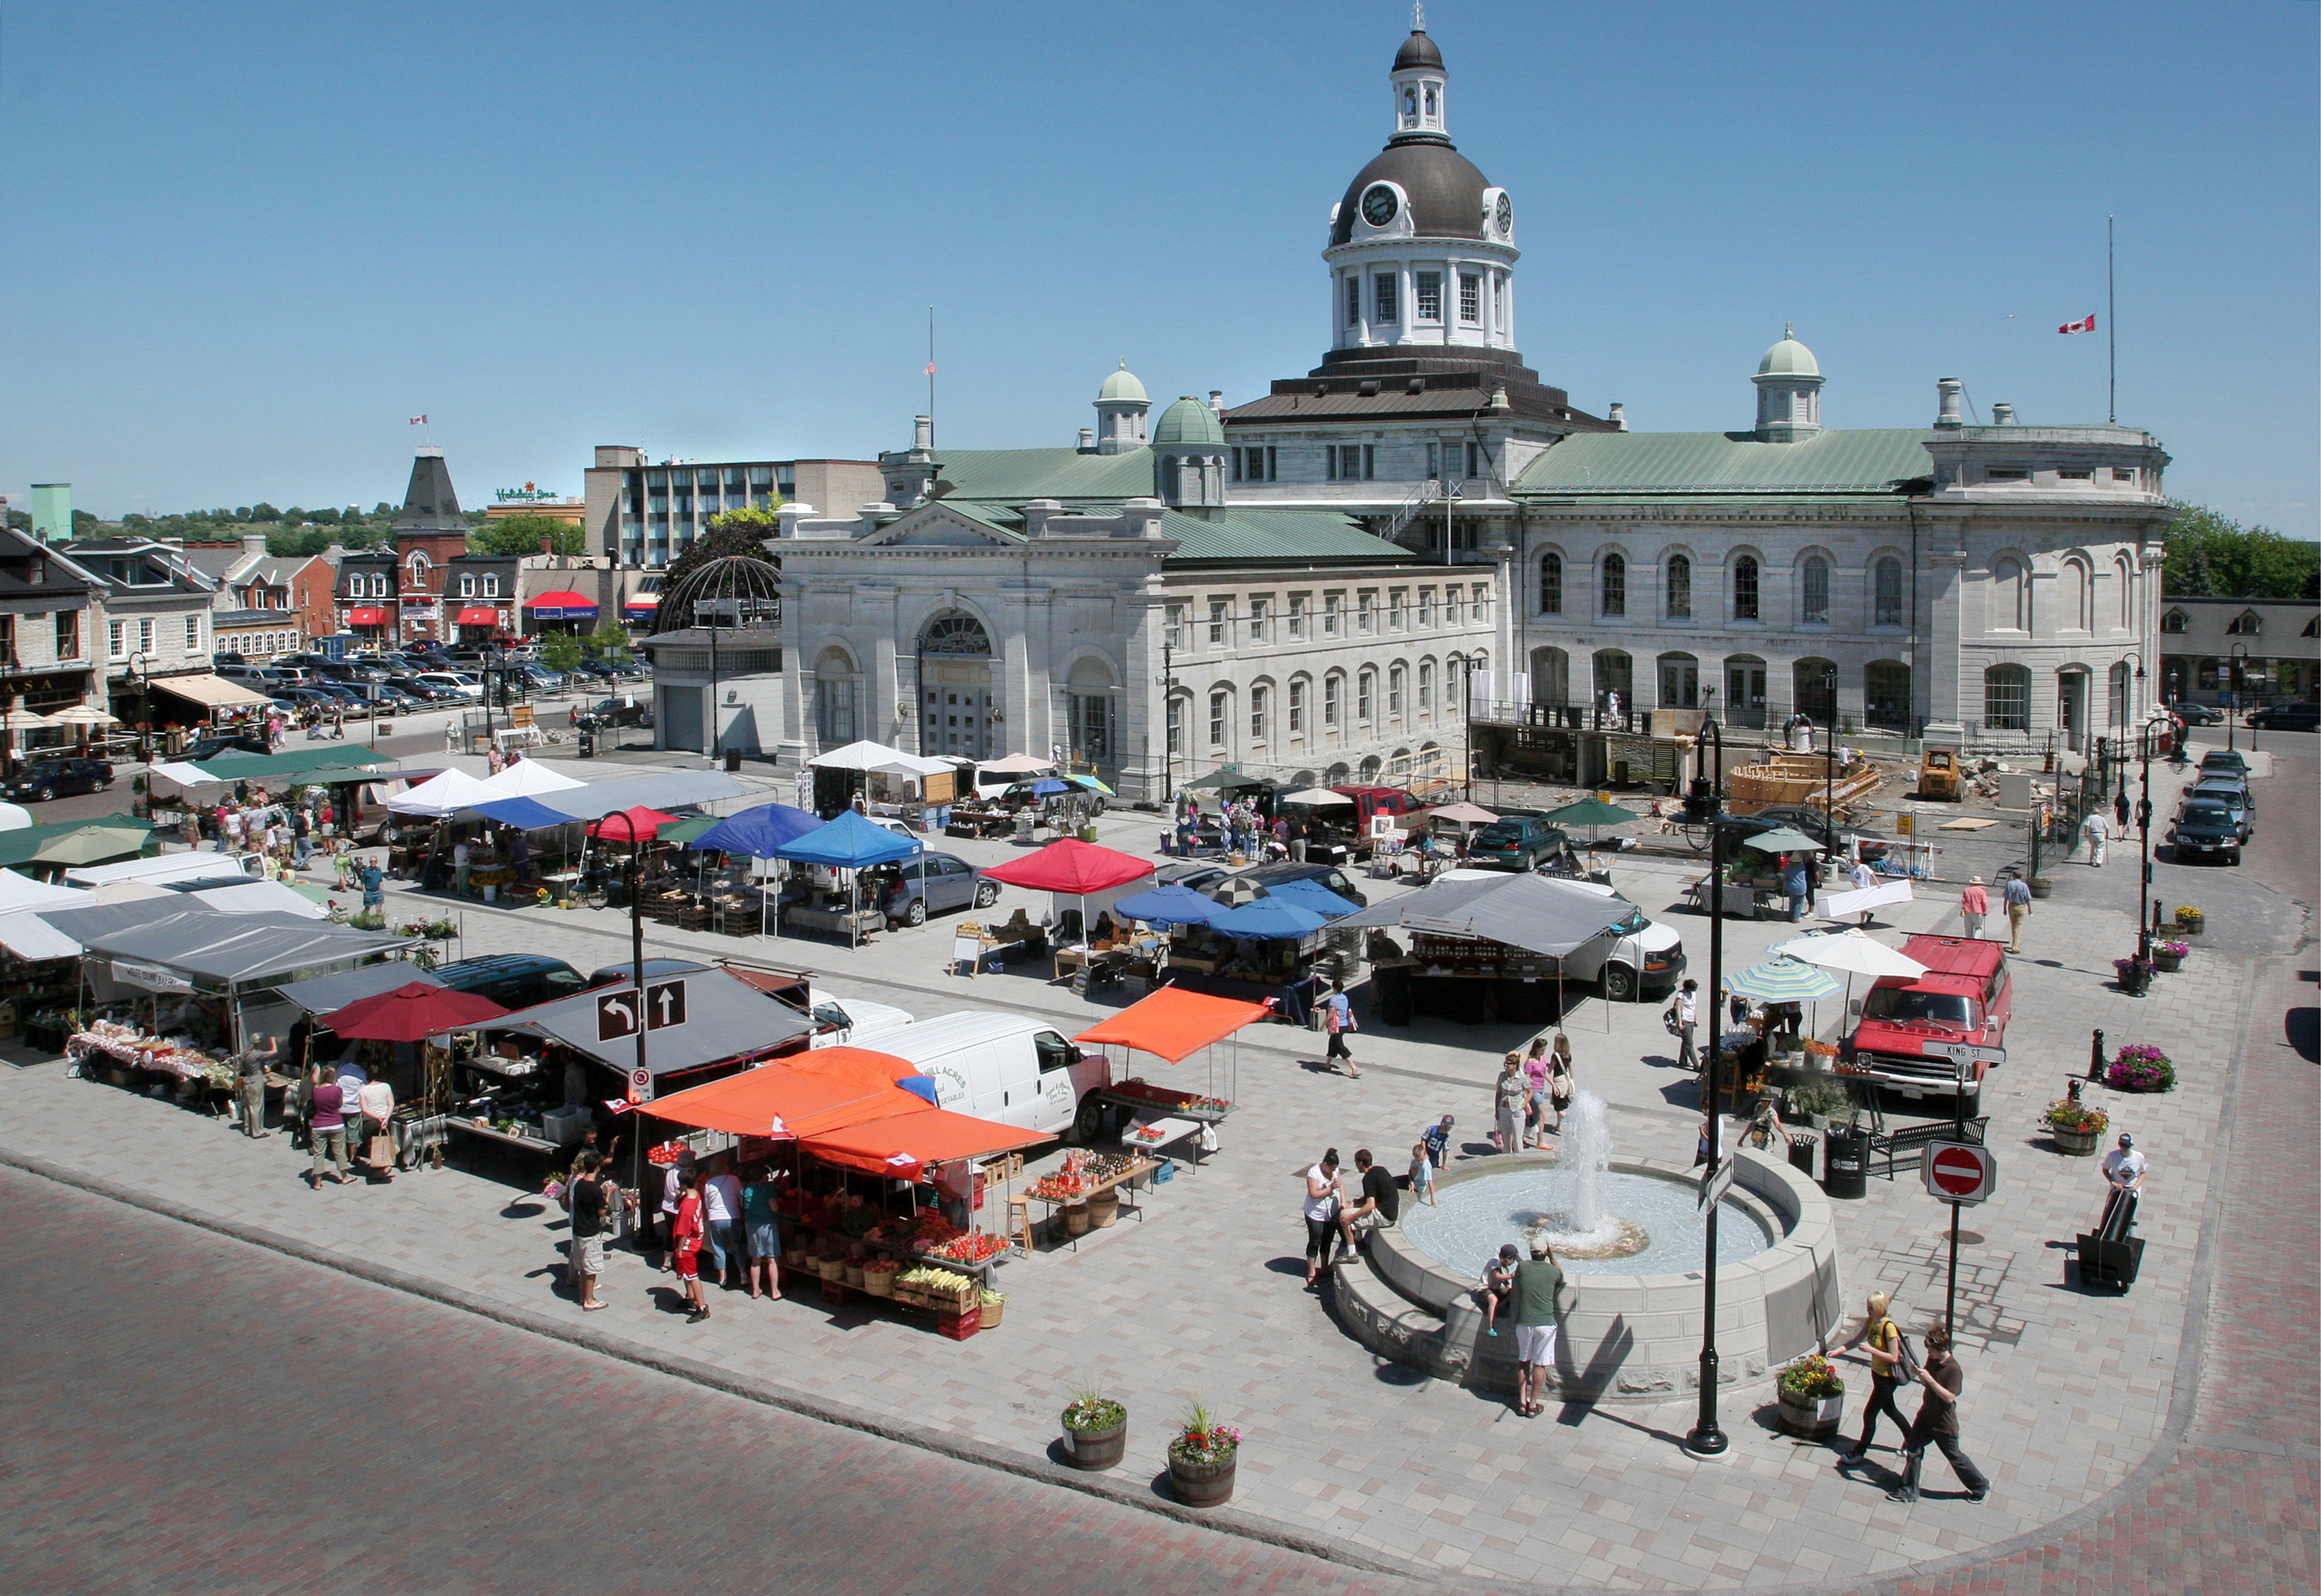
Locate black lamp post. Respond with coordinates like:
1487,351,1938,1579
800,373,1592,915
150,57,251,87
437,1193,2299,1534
2226,642,2248,753
1822,665,1838,867
599,807,651,1202
1684,714,1731,1457
2134,717,2159,965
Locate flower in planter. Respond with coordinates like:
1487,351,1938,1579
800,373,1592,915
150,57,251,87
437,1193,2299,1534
1168,1401,1243,1466
2044,1099,2110,1135
2113,957,2156,985
2175,905,2204,926
2107,1043,2175,1093
1776,1353,1845,1401
1062,1388,1126,1433
2156,940,2189,959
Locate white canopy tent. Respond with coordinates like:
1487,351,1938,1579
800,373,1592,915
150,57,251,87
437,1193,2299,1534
385,768,502,816
475,759,586,799
808,740,952,778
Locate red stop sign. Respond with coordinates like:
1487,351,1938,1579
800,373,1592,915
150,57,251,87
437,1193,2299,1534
1924,1142,1995,1204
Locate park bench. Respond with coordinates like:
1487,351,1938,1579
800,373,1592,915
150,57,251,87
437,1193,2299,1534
1868,1116,1987,1179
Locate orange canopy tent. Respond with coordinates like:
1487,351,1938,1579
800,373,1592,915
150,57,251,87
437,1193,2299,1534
800,1109,1050,1181
643,1046,926,1138
1072,985,1272,1064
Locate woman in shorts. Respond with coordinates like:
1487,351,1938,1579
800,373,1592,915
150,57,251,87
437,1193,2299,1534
741,1169,783,1302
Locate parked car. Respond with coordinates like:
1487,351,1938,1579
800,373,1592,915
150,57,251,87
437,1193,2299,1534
2197,748,2251,779
3,756,115,803
1468,816,1571,872
2248,701,2319,732
876,851,998,927
1218,860,1369,909
571,659,616,680
1152,858,1231,896
580,696,652,728
413,672,481,703
432,954,589,1013
2167,799,2244,866
307,682,368,706
2172,702,2225,727
2184,777,2253,839
510,664,567,693
1839,934,2014,1115
215,664,287,687
185,733,271,760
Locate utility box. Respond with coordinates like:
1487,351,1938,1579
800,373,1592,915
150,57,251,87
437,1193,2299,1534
1995,772,2034,810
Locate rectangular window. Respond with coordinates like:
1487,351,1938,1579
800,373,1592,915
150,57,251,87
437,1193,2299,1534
1418,662,1433,711
55,610,78,659
484,576,498,597
2057,469,2093,481
1323,594,1341,635
1419,587,1436,624
1358,672,1373,719
1288,594,1306,638
1986,468,2029,482
1358,592,1375,632
1983,670,2030,730
2111,467,2136,482
1324,674,1340,726
1459,272,1481,323
1466,441,1481,478
1239,446,1271,482
1166,696,1183,756
1208,599,1228,645
1328,444,1367,481
1802,560,1830,622
1734,560,1759,620
1666,559,1690,618
137,618,154,656
1288,679,1305,734
460,575,475,597
1165,605,1183,648
184,615,201,651
1387,669,1403,715
1209,690,1228,747
1874,563,1903,627
1472,583,1489,622
1373,273,1397,323
1389,589,1405,629
1248,598,1268,644
1250,686,1267,741
1446,587,1464,624
1345,276,1361,327
1493,273,1503,323
1415,271,1442,322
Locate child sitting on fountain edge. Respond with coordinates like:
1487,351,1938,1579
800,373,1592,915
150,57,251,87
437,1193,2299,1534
1479,1243,1519,1336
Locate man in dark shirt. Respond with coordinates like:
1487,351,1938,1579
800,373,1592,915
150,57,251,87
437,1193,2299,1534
1889,1323,1989,1503
1337,1148,1399,1261
566,1151,611,1311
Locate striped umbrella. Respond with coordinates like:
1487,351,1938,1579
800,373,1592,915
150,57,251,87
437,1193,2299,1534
1721,956,1842,1003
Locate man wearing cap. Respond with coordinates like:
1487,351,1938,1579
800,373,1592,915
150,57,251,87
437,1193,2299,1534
1511,1234,1566,1418
2100,1132,2145,1235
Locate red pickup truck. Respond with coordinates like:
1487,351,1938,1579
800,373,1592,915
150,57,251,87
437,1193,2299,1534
1839,935,2012,1115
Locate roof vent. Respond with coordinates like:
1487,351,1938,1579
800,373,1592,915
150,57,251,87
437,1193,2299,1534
1608,402,1627,430
1406,376,1425,394
1358,379,1381,397
1990,402,2016,425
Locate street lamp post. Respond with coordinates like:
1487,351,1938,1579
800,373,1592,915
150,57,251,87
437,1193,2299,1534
1684,715,1730,1458
128,652,152,762
2134,717,2160,965
1822,665,1838,871
599,807,651,1202
2227,642,2249,753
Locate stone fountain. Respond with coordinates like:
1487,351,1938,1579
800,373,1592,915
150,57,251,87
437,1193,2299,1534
1334,1092,1843,1403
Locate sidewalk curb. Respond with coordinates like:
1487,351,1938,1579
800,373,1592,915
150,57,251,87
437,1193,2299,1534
0,1144,1429,1586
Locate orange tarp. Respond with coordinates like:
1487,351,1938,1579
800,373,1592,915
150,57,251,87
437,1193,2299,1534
800,1107,1051,1181
644,1046,927,1138
1072,985,1272,1064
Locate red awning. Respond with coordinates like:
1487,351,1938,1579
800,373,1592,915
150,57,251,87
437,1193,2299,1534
526,590,596,609
586,805,678,840
799,1107,1050,1181
642,1047,924,1138
1073,985,1272,1064
978,837,1153,894
455,608,501,626
346,608,388,626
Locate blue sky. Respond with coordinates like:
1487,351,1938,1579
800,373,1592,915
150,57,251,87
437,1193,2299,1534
3,1,2314,535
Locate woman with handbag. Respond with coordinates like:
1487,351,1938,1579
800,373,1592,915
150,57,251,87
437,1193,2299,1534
1834,1291,1914,1462
1548,1036,1576,1137
356,1074,396,1181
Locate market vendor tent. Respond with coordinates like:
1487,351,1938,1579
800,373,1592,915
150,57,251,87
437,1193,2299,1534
798,1108,1047,1181
484,965,815,1079
1073,986,1270,1064
0,868,78,913
41,904,417,987
1209,898,1327,940
643,1045,926,1137
776,809,920,868
387,768,501,816
475,758,585,799
807,740,952,778
319,981,510,1043
1259,877,1360,918
980,838,1151,895
1336,872,1632,959
1111,883,1228,926
469,769,753,829
277,962,444,1017
687,803,821,857
66,852,258,889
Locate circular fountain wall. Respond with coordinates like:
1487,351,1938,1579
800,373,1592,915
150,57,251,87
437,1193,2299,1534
1340,1092,1844,1405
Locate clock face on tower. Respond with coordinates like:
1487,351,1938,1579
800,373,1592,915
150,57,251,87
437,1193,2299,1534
1495,193,1513,236
1360,184,1399,228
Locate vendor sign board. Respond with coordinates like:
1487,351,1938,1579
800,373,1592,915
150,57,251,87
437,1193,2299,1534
112,959,193,992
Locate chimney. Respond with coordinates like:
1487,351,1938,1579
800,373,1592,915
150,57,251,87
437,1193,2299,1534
243,532,268,557
1022,499,1062,539
1607,402,1627,432
1078,428,1095,451
913,415,933,450
1936,377,1964,428
1208,390,1224,413
1990,402,2016,426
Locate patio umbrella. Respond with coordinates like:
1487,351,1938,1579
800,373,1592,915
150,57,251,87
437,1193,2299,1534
318,980,510,1043
1766,928,1927,980
586,806,678,840
1006,778,1074,799
1740,826,1826,854
1722,957,1842,1003
30,826,146,867
657,814,723,847
1184,767,1261,791
1261,877,1360,918
1542,796,1640,849
0,697,57,732
976,752,1054,775
1423,801,1499,828
1064,774,1116,797
49,705,119,730
1209,898,1328,940
1112,883,1228,927
1277,788,1353,806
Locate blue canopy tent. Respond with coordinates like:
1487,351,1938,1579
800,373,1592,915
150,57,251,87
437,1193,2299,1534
773,810,924,947
1260,877,1360,918
690,802,830,937
1112,883,1228,927
1209,898,1328,940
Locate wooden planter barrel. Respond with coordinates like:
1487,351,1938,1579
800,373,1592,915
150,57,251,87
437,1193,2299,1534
1061,1413,1126,1472
1776,1387,1845,1439
1168,1450,1237,1507
2050,1125,2102,1155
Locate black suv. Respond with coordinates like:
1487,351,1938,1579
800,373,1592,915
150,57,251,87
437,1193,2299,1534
2167,799,2243,866
2249,701,2318,732
3,757,115,803
432,954,589,1014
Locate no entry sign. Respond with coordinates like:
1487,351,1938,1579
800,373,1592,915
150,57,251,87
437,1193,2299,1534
1923,1141,1996,1205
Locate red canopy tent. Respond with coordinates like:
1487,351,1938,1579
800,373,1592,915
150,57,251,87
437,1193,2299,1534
978,837,1152,894
1072,985,1271,1064
318,981,510,1043
800,1109,1049,1181
586,805,679,840
643,1046,926,1138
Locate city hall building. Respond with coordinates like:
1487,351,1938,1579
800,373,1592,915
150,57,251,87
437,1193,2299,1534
649,20,2176,796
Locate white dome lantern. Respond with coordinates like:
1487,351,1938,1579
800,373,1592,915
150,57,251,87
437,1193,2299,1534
1753,322,1824,442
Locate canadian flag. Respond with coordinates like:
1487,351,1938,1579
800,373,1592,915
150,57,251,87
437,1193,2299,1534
2058,314,2096,335
408,414,428,424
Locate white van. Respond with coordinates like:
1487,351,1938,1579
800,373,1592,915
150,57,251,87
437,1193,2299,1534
808,989,915,1048
1440,870,1688,1001
868,1010,1105,1137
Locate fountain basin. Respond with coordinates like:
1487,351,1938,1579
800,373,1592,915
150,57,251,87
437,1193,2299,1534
1336,1151,1843,1404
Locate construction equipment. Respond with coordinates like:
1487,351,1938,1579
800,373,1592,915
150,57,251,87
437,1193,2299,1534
1726,751,1882,817
1917,744,1963,801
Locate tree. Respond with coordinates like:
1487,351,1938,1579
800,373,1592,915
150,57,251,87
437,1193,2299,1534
583,618,633,658
2162,503,2320,599
71,508,101,534
5,508,29,532
537,631,584,675
469,513,586,557
648,504,785,633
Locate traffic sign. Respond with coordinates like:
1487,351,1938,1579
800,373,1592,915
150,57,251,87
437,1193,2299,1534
644,978,688,1032
1697,1155,1735,1213
1928,1040,2005,1086
1923,1141,1996,1205
595,989,641,1042
629,1066,655,1104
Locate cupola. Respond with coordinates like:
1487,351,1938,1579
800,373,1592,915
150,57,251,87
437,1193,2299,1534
1753,323,1824,442
1093,359,1150,454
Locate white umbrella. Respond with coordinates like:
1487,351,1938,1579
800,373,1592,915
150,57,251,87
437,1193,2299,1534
1423,801,1499,827
1767,927,1927,980
49,705,120,727
976,752,1054,775
1,696,58,732
1278,788,1354,806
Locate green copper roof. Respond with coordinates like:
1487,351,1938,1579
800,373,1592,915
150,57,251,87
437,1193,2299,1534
1513,429,1930,495
933,446,1159,500
1160,508,1404,562
1097,360,1148,404
1152,396,1226,448
1756,327,1821,379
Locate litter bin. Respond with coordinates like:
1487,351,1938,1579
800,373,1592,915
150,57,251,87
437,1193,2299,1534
1787,1130,1818,1180
724,747,742,773
1823,1127,1867,1199
576,730,596,759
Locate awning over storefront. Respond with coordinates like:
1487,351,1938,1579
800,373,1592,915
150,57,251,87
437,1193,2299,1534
455,607,502,627
147,674,273,711
526,590,599,620
622,596,657,613
346,607,389,627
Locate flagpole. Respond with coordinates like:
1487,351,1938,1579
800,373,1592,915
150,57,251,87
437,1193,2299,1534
2106,217,2116,424
928,306,937,449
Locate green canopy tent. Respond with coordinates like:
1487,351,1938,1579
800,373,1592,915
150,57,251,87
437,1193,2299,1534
1541,797,1640,848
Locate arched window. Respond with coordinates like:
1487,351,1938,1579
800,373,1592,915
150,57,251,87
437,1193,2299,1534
1323,672,1342,728
1601,553,1626,617
2115,555,2134,630
919,612,991,655
1983,664,2030,730
1666,554,1691,619
1874,558,1904,626
1733,555,1760,621
1209,689,1231,749
1538,551,1563,615
2063,560,2091,631
1801,557,1830,623
1388,663,1405,717
1992,558,2028,631
1287,677,1307,734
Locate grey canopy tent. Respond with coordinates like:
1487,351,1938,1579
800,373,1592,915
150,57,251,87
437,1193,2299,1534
1338,872,1635,1029
484,965,816,1082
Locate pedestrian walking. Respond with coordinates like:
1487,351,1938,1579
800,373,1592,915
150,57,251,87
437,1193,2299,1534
741,1169,783,1301
566,1151,612,1310
357,1073,396,1181
1407,1141,1439,1207
1494,1054,1526,1153
1548,1036,1575,1136
359,859,385,918
1522,1038,1551,1148
2001,872,2033,952
1287,814,1308,864
2099,1131,2145,1235
702,1159,744,1288
1849,857,1878,924
508,827,530,888
307,1066,352,1186
655,1152,694,1268
1888,1324,1990,1503
1959,877,1988,940
234,1032,277,1138
292,807,313,870
2113,787,2132,831
1666,978,1701,1071
1834,1291,1912,1461
1422,1114,1455,1168
1302,1150,1344,1289
1511,1233,1566,1417
2080,808,2111,867
1322,981,1360,1078
672,1168,710,1321
1781,855,1809,922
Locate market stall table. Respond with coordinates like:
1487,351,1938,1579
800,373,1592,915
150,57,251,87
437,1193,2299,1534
1023,1153,1159,1250
1123,1115,1211,1168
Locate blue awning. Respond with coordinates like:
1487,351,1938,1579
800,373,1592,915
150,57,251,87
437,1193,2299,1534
687,803,823,857
774,810,922,869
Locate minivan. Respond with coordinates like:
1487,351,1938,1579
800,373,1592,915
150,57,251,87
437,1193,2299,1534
866,1011,1106,1138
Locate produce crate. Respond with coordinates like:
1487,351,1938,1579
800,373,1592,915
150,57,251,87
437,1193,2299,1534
935,1306,980,1341
820,1278,853,1307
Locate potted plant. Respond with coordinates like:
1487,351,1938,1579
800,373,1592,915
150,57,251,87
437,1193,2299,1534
2152,939,2188,973
1166,1401,1241,1506
1774,1353,1847,1438
2044,1098,2109,1155
2111,957,2154,995
2107,1044,2175,1093
1786,1077,1850,1131
2028,876,2054,899
2174,905,2203,935
1060,1384,1127,1472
